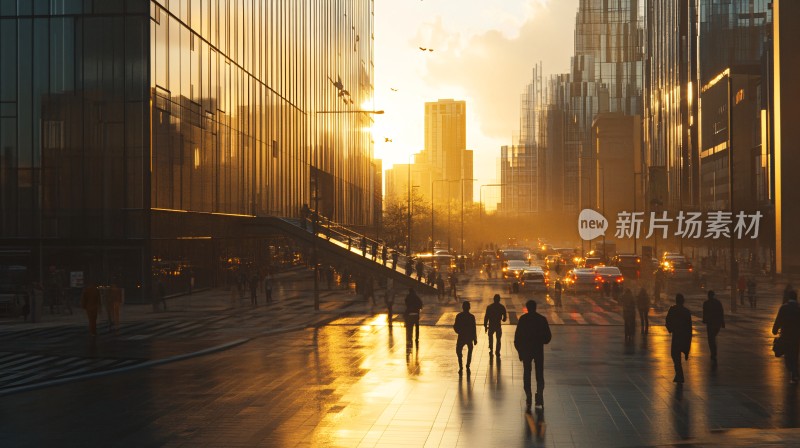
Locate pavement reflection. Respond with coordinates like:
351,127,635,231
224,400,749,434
4,317,800,447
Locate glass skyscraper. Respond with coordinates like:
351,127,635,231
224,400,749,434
0,0,376,299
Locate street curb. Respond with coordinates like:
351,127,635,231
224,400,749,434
0,321,320,398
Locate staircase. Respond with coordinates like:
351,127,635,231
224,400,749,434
265,215,439,295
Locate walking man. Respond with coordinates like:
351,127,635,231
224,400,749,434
702,290,725,367
415,260,425,282
773,290,800,383
637,288,650,334
514,300,552,410
404,288,423,346
484,294,507,357
666,294,692,383
449,271,459,301
453,301,478,375
391,251,399,270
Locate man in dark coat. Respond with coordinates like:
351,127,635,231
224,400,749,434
391,251,399,270
702,290,725,366
404,288,423,345
622,288,636,342
773,290,800,383
415,260,425,282
453,301,478,375
637,288,650,334
484,294,508,357
666,294,692,383
514,300,552,410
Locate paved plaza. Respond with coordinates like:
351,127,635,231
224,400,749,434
2,269,800,447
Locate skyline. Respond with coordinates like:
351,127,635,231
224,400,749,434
373,0,578,201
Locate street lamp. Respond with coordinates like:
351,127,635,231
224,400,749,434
312,108,384,311
460,178,477,255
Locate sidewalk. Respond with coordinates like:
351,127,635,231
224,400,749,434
0,267,368,394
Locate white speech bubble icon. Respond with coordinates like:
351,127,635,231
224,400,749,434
578,209,608,241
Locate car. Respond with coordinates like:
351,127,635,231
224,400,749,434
613,254,641,280
594,266,624,289
504,260,528,279
501,249,530,264
664,260,694,280
583,257,603,269
518,270,548,293
661,252,686,263
563,268,597,293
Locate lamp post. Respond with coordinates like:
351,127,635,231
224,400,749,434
460,178,477,255
312,109,384,311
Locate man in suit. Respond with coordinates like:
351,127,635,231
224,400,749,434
702,290,725,367
666,294,692,383
453,301,478,375
514,300,552,410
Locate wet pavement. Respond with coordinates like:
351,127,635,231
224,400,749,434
2,267,800,446
2,315,800,447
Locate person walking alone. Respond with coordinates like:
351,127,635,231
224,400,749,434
666,294,692,383
702,290,725,367
453,301,478,375
773,290,800,383
484,294,507,357
514,300,552,411
404,288,423,346
637,288,650,334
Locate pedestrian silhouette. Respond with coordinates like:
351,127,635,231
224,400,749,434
737,276,747,306
449,271,458,301
784,284,794,305
436,273,445,302
702,290,725,368
382,245,388,266
637,288,650,334
415,260,425,282
514,300,552,410
404,288,423,346
391,251,399,270
622,288,636,342
249,274,259,305
747,278,757,308
80,282,102,337
453,301,478,375
773,290,800,383
666,294,692,383
553,279,563,308
484,294,507,357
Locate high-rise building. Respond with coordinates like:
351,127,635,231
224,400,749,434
517,0,643,220
643,0,699,210
422,99,473,206
0,1,377,298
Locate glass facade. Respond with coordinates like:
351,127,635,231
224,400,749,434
643,0,699,209
0,0,376,299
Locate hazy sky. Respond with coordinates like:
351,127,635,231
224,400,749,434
373,0,579,202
